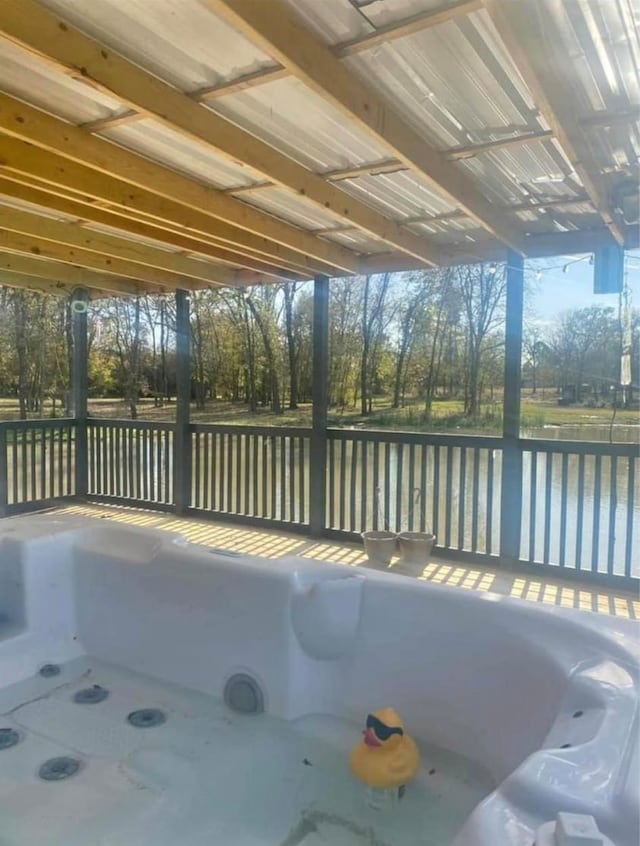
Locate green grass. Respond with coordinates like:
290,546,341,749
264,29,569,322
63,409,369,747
0,394,637,437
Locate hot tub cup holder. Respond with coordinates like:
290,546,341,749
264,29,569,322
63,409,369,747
534,812,614,845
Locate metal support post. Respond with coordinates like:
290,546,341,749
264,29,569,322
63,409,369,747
174,289,191,512
71,287,89,497
500,251,525,564
310,275,329,536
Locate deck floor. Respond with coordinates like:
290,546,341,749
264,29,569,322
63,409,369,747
36,503,640,621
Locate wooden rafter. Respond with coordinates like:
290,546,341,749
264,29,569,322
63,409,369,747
0,252,155,295
0,2,441,268
0,94,357,274
0,178,304,281
0,206,241,286
482,0,625,245
0,134,339,277
0,230,212,290
0,268,112,298
207,0,526,253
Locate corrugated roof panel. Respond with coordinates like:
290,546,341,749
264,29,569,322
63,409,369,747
407,216,480,237
38,0,274,91
0,38,124,124
537,1,640,116
344,9,539,150
211,77,390,171
461,138,583,206
358,0,460,28
282,0,372,44
323,228,389,254
338,171,456,219
101,119,264,190
513,205,602,235
454,137,588,209
588,123,640,173
238,186,346,229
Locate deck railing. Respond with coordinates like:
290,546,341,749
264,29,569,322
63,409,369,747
0,417,637,587
520,439,638,581
190,424,310,527
0,419,77,513
326,430,502,558
87,420,174,509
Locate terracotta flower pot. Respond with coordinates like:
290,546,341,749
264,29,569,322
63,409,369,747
362,531,397,568
395,531,436,575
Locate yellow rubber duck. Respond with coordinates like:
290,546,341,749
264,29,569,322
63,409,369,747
349,708,420,789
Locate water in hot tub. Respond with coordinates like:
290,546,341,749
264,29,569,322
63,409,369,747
0,657,495,845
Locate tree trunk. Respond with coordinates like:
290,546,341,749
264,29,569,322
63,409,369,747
283,283,299,409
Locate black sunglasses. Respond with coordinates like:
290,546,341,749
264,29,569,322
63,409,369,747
366,713,404,741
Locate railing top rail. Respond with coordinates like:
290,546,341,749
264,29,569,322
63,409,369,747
0,418,77,431
327,427,502,449
89,418,175,432
520,438,639,458
191,423,311,438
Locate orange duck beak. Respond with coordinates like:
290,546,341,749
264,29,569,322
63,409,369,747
363,727,382,747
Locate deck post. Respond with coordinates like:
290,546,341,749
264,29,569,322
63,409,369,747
71,287,89,498
0,425,7,516
500,251,524,564
310,274,329,535
174,289,191,513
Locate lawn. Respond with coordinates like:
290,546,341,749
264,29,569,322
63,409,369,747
0,395,637,438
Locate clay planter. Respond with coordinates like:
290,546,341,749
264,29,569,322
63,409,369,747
395,531,436,575
362,531,397,569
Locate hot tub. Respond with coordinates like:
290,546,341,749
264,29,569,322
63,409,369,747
0,515,637,846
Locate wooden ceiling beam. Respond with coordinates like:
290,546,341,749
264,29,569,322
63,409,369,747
0,205,242,286
207,0,526,254
0,268,113,298
0,3,440,267
0,136,337,276
0,94,357,274
0,179,305,280
0,231,212,290
0,173,311,279
0,252,156,295
482,0,625,246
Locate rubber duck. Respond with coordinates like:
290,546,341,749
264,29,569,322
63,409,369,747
349,708,420,789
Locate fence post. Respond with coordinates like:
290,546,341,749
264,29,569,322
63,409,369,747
71,288,89,498
174,289,191,513
310,275,329,535
500,251,524,564
0,426,7,516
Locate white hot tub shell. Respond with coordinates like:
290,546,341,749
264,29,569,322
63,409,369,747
0,515,637,845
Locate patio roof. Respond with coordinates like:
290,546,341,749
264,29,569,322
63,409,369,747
0,0,637,297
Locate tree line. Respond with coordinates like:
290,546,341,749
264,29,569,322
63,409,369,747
0,263,637,421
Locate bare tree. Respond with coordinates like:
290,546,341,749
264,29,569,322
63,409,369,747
457,264,506,418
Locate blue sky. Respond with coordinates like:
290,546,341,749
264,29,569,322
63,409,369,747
525,249,640,323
